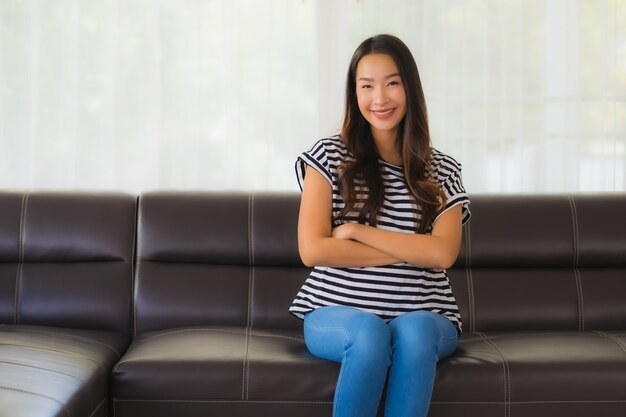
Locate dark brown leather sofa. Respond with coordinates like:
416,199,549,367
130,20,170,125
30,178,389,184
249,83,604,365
1,191,625,417
0,192,136,417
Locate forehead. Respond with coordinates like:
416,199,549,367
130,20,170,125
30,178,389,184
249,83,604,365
356,53,400,79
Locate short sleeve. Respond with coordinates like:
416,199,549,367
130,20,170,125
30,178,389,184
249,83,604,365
434,162,471,226
294,139,333,191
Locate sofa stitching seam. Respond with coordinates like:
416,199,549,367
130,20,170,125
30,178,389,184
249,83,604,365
0,359,82,381
242,327,250,400
133,260,141,337
574,268,584,331
14,264,23,325
465,217,471,269
245,274,255,401
8,327,121,356
0,385,71,416
15,192,28,324
249,332,305,343
247,194,254,328
470,269,476,331
466,217,473,332
86,397,107,417
109,398,626,404
131,195,139,337
594,330,626,353
246,328,251,400
478,332,510,417
125,327,305,348
569,195,583,331
111,399,335,404
0,342,107,373
129,327,247,346
243,194,253,400
469,268,475,333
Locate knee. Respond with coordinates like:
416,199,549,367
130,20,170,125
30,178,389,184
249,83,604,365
346,312,391,365
390,311,441,356
304,307,391,365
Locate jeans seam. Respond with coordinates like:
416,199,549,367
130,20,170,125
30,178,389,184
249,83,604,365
304,317,352,417
384,358,394,416
439,330,458,358
334,341,351,417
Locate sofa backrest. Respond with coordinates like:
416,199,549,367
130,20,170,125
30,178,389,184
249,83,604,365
134,192,626,334
0,191,136,334
135,192,626,335
134,191,305,334
4,191,621,335
449,194,626,332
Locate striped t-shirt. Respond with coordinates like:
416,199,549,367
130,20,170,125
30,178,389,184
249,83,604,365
289,136,471,333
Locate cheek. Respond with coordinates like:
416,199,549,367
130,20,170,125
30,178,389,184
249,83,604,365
356,92,370,115
394,89,407,107
398,95,407,115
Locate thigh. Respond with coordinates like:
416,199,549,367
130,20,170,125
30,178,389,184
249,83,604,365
303,305,390,362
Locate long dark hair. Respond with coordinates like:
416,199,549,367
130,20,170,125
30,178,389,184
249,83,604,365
338,34,446,233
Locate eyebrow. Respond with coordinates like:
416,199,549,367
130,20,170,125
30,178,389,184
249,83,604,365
358,73,401,82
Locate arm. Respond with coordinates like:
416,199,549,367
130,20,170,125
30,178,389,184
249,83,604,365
298,166,401,267
332,205,463,270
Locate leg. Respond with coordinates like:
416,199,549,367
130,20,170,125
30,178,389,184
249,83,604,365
304,306,391,417
384,311,458,417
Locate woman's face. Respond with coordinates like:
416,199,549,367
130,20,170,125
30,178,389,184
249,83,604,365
355,53,407,142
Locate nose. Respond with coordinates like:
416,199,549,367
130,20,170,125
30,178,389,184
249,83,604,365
373,85,389,107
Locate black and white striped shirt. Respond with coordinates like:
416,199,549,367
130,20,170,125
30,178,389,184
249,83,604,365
289,136,471,333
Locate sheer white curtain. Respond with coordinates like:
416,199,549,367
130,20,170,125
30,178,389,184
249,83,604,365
1,0,624,193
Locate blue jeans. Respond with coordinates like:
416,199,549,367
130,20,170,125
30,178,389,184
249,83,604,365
303,306,458,417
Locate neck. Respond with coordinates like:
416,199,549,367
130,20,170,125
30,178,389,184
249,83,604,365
372,128,402,165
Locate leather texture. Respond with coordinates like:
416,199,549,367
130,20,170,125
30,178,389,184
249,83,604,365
0,325,128,417
0,191,136,333
112,192,626,417
0,191,136,417
2,190,625,417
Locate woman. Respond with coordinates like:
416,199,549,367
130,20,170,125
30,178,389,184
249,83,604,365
289,34,470,417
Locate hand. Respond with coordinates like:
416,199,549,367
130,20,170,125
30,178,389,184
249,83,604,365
332,223,358,240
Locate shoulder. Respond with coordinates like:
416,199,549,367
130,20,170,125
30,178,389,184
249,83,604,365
430,148,471,225
430,148,463,182
295,135,350,190
303,135,352,168
312,135,349,157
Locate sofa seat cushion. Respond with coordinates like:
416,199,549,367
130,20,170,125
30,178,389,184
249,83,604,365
0,324,129,417
112,326,338,402
432,331,626,409
112,327,626,415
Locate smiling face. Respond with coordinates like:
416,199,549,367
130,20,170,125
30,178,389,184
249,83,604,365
355,53,407,144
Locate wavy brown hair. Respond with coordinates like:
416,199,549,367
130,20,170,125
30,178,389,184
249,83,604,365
338,34,446,233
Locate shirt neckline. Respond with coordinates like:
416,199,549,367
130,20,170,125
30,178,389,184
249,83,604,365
379,158,403,170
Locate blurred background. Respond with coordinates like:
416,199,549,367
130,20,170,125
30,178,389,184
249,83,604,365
1,0,625,193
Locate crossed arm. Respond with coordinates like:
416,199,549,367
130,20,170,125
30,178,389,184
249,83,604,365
297,167,463,269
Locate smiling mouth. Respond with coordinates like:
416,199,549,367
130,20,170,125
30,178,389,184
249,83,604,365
371,108,396,119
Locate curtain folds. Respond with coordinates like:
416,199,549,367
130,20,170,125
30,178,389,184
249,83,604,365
0,0,624,192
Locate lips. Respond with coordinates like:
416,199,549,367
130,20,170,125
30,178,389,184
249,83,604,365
371,108,396,120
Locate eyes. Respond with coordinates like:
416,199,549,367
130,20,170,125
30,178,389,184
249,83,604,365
359,80,401,89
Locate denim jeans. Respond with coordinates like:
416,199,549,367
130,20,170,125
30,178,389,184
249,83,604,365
303,305,458,417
